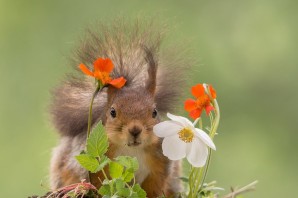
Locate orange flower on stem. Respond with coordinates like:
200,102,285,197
78,58,127,140
79,58,126,89
184,84,217,119
79,58,127,182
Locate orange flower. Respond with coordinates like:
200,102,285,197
79,58,126,89
184,84,217,119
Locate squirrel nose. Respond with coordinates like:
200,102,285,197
129,126,142,138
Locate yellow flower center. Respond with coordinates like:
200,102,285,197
178,128,194,143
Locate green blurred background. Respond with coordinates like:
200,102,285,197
1,0,297,197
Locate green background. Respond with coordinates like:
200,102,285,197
0,0,297,197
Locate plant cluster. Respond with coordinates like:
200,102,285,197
42,58,257,198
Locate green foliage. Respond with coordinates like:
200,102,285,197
75,154,101,173
132,184,146,197
114,156,138,183
98,156,146,198
115,179,130,197
76,121,146,198
122,171,135,183
197,181,225,198
115,156,139,172
98,181,146,198
97,155,111,172
109,162,124,179
179,176,189,183
76,122,110,173
87,121,109,157
98,184,112,196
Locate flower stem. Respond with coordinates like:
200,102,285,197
87,86,101,139
188,87,220,198
188,167,195,198
199,118,203,130
86,85,101,183
193,117,200,126
198,148,212,193
210,99,220,139
193,167,204,196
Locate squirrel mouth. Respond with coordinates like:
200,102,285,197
128,141,141,146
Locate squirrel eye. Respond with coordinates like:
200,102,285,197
110,107,116,118
152,108,158,118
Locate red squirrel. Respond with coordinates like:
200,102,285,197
49,19,192,197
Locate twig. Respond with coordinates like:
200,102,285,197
222,180,258,198
46,180,97,198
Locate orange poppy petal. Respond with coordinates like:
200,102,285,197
79,64,94,77
209,85,217,99
94,58,114,73
191,84,205,98
184,99,197,112
190,109,202,120
205,105,214,115
109,77,127,89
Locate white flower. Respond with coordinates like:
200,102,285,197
153,113,216,167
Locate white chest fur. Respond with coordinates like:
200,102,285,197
114,147,150,184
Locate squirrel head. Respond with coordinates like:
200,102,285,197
104,87,159,148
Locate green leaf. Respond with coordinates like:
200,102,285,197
115,179,130,197
75,154,99,173
115,156,139,172
122,170,134,182
179,176,189,183
132,184,146,198
115,178,125,189
96,155,111,172
128,192,138,198
98,184,112,196
118,188,131,197
109,161,124,179
87,121,109,157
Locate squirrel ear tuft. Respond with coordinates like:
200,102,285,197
107,86,118,106
144,46,158,95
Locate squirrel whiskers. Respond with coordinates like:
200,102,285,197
50,18,193,197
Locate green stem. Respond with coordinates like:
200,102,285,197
194,100,219,194
102,169,113,195
86,84,101,183
190,87,220,197
188,167,195,198
199,118,203,130
193,167,204,196
87,86,101,139
198,149,212,193
210,99,220,139
102,168,109,180
193,117,200,126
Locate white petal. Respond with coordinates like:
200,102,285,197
162,135,187,160
167,113,193,127
153,121,182,137
186,138,209,167
194,128,216,150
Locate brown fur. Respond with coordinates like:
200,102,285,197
50,18,194,197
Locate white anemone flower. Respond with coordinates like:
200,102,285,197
153,113,216,167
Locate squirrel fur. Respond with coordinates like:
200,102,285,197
49,18,193,197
